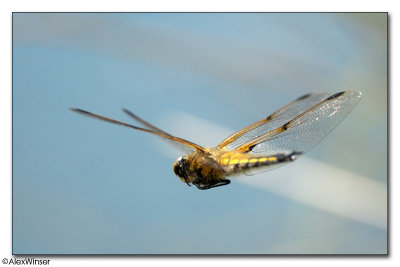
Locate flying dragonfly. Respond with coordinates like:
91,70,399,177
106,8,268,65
70,90,362,190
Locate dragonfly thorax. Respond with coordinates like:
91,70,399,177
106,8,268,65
173,152,228,188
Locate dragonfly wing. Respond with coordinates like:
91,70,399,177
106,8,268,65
234,91,362,176
122,108,199,154
70,108,206,153
220,92,331,150
241,90,362,156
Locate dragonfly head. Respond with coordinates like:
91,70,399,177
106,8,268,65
173,156,191,185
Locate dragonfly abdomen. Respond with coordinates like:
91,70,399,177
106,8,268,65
221,152,301,175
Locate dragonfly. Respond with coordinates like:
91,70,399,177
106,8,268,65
70,90,362,190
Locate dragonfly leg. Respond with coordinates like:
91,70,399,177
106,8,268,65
194,179,231,190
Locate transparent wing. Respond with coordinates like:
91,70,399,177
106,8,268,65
218,92,331,150
237,90,362,156
121,108,196,154
70,108,206,153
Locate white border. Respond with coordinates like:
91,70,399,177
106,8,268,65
1,1,396,266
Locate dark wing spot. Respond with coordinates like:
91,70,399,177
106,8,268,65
247,144,257,152
326,91,345,100
70,108,92,115
296,93,312,101
266,114,273,120
282,122,289,130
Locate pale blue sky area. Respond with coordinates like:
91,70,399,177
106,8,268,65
13,13,387,254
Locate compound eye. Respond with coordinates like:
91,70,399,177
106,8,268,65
173,157,183,177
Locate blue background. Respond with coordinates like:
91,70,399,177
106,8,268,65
13,13,387,254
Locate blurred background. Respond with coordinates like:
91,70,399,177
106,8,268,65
13,13,387,254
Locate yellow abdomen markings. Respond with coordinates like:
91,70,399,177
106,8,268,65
221,157,230,165
219,154,278,169
218,154,246,167
239,158,249,164
258,157,267,163
216,148,298,174
229,158,239,165
249,156,277,165
220,155,287,173
249,158,258,164
258,157,278,164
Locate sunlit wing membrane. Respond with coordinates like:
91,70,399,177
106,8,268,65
236,90,362,155
70,108,206,152
218,92,331,150
122,108,170,135
122,108,198,154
